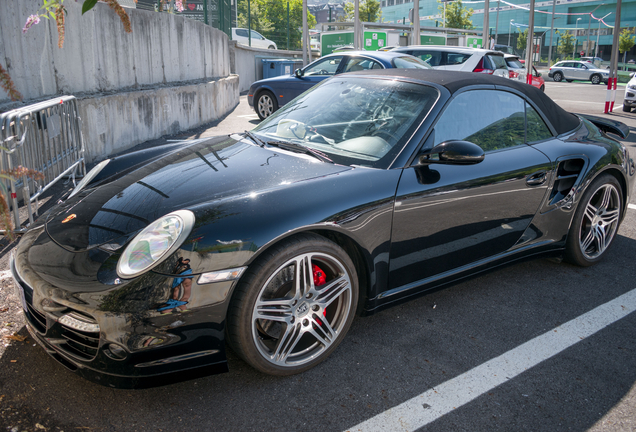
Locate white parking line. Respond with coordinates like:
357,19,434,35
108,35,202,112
345,288,636,432
629,203,636,210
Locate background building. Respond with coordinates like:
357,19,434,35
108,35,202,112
380,0,636,62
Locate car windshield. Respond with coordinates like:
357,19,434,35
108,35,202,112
251,77,439,168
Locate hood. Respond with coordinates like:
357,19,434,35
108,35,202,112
46,136,351,252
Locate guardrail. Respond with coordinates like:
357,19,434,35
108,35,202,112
0,96,85,233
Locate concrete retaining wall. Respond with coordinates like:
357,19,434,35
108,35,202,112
1,0,239,162
80,75,239,161
0,0,230,102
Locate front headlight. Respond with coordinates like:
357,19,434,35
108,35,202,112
117,210,195,278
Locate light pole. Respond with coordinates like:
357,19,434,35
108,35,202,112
586,4,603,57
494,0,500,43
508,19,513,46
595,12,611,57
573,17,581,58
547,0,556,66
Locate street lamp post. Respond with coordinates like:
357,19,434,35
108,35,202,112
586,4,603,57
508,19,513,46
595,12,611,57
547,0,557,66
573,17,581,58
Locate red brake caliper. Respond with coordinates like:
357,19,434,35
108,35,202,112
312,264,327,323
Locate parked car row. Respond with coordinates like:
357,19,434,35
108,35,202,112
247,45,550,119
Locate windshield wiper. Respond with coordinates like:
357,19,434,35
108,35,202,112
266,140,333,163
243,130,265,147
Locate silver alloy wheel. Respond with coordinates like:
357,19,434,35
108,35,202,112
251,252,352,367
257,93,274,118
591,74,601,84
578,183,621,259
553,72,563,82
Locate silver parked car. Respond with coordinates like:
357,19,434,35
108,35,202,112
548,60,609,84
624,73,636,112
390,46,509,79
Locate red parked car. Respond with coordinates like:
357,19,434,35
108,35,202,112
518,59,546,91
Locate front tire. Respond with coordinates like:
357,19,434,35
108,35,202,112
227,234,358,375
255,90,278,120
553,72,563,82
565,174,623,266
590,74,601,84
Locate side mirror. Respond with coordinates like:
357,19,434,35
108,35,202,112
295,68,304,77
537,72,542,77
418,140,485,165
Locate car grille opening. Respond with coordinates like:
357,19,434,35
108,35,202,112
59,311,100,361
26,303,47,333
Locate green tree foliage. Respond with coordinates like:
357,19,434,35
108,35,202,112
438,0,474,30
344,0,382,23
516,28,528,51
556,30,574,57
237,0,316,50
619,28,635,54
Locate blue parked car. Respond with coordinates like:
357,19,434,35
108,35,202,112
248,51,431,120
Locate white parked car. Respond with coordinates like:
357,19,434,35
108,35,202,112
390,46,509,78
548,60,609,84
232,28,277,50
504,54,527,82
624,73,636,112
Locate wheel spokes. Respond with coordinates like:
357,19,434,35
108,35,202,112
315,275,350,308
254,298,294,323
272,322,304,363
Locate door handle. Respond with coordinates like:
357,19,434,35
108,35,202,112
526,171,547,186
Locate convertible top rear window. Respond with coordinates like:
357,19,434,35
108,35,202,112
252,77,439,168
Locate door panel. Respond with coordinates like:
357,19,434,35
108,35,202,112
388,145,551,289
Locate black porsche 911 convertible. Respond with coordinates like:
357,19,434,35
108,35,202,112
11,70,634,388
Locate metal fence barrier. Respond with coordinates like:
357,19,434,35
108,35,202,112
0,96,85,233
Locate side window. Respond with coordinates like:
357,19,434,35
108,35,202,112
412,51,441,66
251,31,264,40
343,58,383,72
236,29,248,37
433,90,526,151
304,56,343,76
447,53,471,65
526,103,553,142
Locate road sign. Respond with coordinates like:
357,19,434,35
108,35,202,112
466,37,483,48
363,31,387,51
320,32,354,56
420,34,446,45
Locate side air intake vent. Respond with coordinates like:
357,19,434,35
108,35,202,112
549,158,586,205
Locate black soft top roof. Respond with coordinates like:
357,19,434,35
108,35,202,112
351,69,581,135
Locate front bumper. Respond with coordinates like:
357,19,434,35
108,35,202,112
10,238,232,388
624,89,636,107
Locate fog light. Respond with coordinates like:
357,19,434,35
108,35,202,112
198,267,246,284
58,312,100,333
106,343,127,360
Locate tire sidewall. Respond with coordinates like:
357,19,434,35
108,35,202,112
554,72,563,82
227,235,359,375
565,173,623,266
256,90,277,120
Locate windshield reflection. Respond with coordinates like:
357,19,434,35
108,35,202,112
252,77,439,168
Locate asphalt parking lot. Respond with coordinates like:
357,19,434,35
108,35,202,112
1,80,636,432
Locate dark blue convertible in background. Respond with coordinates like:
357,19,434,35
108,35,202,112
247,50,431,120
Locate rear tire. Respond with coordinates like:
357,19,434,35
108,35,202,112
255,90,278,120
553,72,563,82
564,173,622,266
